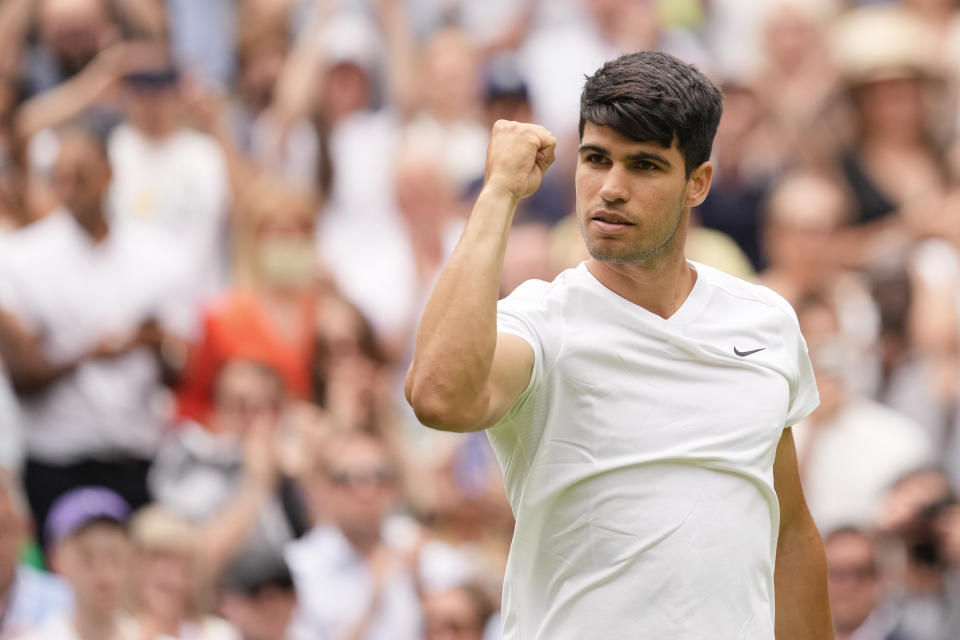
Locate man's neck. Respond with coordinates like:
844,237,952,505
73,606,118,640
342,526,381,557
75,212,109,243
586,247,697,320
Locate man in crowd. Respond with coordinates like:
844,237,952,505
220,553,303,640
825,527,899,640
285,431,470,640
21,486,133,640
0,127,192,542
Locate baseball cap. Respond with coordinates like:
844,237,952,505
221,551,295,596
484,56,529,104
44,487,131,546
123,68,180,91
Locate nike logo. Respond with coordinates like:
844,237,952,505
734,347,765,357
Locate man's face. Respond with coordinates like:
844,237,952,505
575,122,711,265
53,522,131,615
323,437,397,537
424,588,485,640
124,85,181,139
826,532,879,634
136,550,193,620
52,133,110,224
211,361,282,436
221,587,297,640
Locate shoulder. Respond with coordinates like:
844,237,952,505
4,211,73,260
694,261,800,327
16,614,76,640
196,616,242,640
173,129,227,162
498,266,587,313
285,525,343,570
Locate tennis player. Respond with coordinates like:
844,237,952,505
406,51,833,639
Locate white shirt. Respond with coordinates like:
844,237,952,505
107,124,229,302
15,613,137,640
793,398,933,533
285,518,471,640
0,565,72,639
0,211,193,463
489,261,819,640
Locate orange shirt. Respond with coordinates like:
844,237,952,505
176,289,315,425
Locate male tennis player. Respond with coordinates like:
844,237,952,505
406,51,833,639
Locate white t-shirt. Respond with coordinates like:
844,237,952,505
107,124,230,301
489,261,819,640
285,518,471,640
793,398,933,534
0,211,193,463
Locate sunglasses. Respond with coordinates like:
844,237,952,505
329,468,395,488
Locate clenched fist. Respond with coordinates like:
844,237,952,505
483,120,558,200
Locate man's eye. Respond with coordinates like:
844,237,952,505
587,154,607,164
637,160,658,171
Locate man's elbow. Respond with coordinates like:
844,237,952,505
404,372,485,433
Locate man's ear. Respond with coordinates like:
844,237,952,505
684,161,714,208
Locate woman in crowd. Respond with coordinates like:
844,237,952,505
176,174,320,426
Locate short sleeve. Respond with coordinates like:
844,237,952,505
496,279,553,401
782,306,820,426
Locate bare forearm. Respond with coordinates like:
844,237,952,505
14,66,114,141
377,0,418,115
0,0,34,75
775,519,833,640
199,480,272,580
406,186,518,428
0,311,78,395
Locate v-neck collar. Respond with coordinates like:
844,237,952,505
577,260,711,328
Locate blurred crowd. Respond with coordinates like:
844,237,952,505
0,0,959,638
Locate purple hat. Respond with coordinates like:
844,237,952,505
45,487,131,546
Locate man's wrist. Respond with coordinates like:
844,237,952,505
478,180,522,209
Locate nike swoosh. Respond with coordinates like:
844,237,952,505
734,347,766,357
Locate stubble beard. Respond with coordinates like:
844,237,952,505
580,196,687,266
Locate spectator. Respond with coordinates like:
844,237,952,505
0,127,192,543
824,527,899,640
423,583,496,640
219,553,303,640
107,49,231,303
875,469,960,640
792,294,933,532
152,359,309,568
176,173,319,426
126,504,240,640
0,472,71,639
831,6,950,230
759,172,850,305
21,486,133,640
403,27,487,192
285,430,470,640
312,292,390,434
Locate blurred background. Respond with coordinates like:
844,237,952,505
0,0,959,638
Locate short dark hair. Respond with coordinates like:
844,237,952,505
579,51,723,175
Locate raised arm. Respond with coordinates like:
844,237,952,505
773,427,834,640
405,120,556,432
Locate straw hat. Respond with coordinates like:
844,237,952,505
831,6,937,86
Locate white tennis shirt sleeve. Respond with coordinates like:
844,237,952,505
488,262,820,640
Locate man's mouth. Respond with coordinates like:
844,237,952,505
591,211,634,231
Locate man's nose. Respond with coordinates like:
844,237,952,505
598,165,629,204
